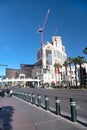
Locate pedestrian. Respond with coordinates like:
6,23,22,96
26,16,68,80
6,87,10,97
9,89,13,97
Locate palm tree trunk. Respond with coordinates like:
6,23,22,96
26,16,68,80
80,64,83,88
55,68,57,87
74,64,77,86
69,63,72,87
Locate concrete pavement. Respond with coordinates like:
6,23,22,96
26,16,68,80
0,96,87,130
0,96,36,130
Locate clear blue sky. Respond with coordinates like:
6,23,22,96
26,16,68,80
0,0,87,75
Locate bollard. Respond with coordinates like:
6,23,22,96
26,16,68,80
26,93,28,101
25,92,27,101
23,93,25,100
45,95,49,110
55,97,60,115
38,94,41,107
24,92,26,100
32,93,35,104
28,93,31,102
20,93,22,98
70,98,77,122
22,93,24,99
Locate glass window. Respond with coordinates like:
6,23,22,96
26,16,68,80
46,50,52,65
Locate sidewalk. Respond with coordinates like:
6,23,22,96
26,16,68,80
0,96,36,130
0,96,87,130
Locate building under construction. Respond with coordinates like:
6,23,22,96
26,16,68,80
32,36,67,85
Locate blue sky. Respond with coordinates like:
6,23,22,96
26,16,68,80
0,0,87,75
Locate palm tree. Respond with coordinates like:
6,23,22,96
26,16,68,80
67,57,73,87
63,60,69,87
63,57,73,87
63,60,68,77
83,47,87,63
83,47,87,54
76,56,85,87
54,63,62,87
72,57,78,86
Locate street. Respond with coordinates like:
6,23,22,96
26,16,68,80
13,88,87,125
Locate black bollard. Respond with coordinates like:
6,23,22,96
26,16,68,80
28,93,31,102
32,93,35,104
45,95,49,110
38,94,41,107
70,98,77,122
55,97,60,115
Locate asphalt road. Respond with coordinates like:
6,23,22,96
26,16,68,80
13,87,87,125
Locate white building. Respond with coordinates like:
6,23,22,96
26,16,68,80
32,36,67,85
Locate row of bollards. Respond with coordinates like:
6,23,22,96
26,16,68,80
13,91,77,122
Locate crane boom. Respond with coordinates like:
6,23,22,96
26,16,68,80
38,8,50,46
42,8,50,30
0,64,8,67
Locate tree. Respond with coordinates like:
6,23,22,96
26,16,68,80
83,47,87,54
54,63,62,87
67,57,73,86
63,58,73,87
83,47,87,63
76,56,85,87
72,57,78,86
63,60,68,77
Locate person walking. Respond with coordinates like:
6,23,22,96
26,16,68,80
9,89,13,97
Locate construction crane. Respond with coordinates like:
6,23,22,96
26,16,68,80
0,64,8,67
38,8,50,46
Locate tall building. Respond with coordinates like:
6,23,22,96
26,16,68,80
32,36,67,85
20,64,34,78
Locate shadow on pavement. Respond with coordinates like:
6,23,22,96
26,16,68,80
49,109,87,127
0,106,15,130
60,113,87,127
60,114,87,127
77,120,87,127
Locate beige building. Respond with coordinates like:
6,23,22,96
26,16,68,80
32,36,67,85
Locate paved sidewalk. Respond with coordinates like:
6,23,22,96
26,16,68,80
0,96,87,130
0,96,36,130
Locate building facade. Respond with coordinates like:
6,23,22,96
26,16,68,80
32,36,67,85
6,68,20,79
20,64,34,78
